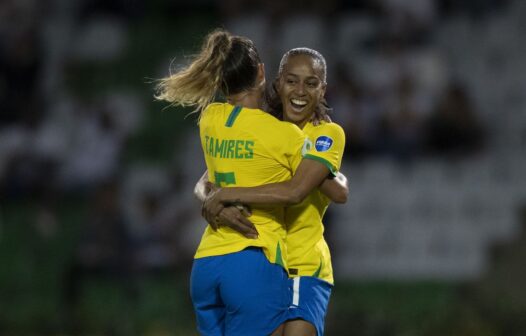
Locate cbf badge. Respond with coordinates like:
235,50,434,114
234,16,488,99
302,138,313,156
315,136,333,152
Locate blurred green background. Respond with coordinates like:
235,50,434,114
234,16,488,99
1,0,526,335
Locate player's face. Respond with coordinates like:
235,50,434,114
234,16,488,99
278,54,326,128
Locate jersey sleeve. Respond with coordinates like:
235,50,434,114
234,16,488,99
303,123,346,176
284,124,307,174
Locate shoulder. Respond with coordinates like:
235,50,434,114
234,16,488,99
246,109,303,134
277,120,304,137
308,121,345,139
318,121,345,134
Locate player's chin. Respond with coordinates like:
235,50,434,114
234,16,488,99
284,106,307,121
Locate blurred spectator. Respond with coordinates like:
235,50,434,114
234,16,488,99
154,169,207,269
373,0,437,44
132,192,177,272
438,0,511,20
378,76,426,161
122,163,205,272
62,180,135,315
77,0,144,22
58,99,124,191
0,110,58,199
131,184,203,273
330,63,383,161
0,0,43,127
424,82,485,158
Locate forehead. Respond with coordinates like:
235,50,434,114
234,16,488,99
282,54,324,78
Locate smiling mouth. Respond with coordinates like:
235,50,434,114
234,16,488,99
289,98,308,111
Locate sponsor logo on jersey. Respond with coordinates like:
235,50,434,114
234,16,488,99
315,136,333,152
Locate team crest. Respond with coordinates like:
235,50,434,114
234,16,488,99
302,138,313,156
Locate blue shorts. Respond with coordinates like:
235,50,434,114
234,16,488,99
287,276,333,336
190,247,289,336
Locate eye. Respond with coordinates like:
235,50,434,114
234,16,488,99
286,79,296,84
307,81,318,88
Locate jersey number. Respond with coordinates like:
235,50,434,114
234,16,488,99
214,171,236,186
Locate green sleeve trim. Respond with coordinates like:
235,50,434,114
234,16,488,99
312,258,323,278
225,106,242,127
303,154,337,176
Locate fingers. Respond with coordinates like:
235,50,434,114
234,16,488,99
202,193,225,230
218,206,258,239
205,188,225,217
202,203,218,230
232,212,258,237
235,204,252,217
201,200,224,230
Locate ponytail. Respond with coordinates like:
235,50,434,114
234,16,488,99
155,29,233,114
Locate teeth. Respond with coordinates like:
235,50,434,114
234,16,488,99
291,99,307,106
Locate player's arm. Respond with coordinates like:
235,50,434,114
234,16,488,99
220,158,328,205
310,124,348,203
202,158,331,218
203,126,347,214
319,172,349,204
194,170,258,238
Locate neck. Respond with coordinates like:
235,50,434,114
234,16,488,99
227,89,262,109
297,121,309,129
283,116,309,129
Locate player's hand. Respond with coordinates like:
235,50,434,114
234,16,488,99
202,186,226,227
216,205,258,239
205,181,218,194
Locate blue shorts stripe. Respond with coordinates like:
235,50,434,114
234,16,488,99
287,276,333,336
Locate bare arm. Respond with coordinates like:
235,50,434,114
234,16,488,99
203,158,331,219
319,172,349,204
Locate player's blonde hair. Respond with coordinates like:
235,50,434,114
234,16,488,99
155,29,261,115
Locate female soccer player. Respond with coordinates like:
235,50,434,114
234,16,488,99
156,30,343,336
202,48,346,336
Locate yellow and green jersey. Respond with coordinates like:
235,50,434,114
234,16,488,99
195,103,307,270
286,121,346,284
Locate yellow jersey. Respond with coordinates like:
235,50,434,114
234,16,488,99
286,121,346,284
195,103,307,270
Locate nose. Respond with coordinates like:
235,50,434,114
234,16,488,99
296,82,306,95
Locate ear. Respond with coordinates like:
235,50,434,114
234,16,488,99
320,82,327,98
257,63,266,83
256,63,266,87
